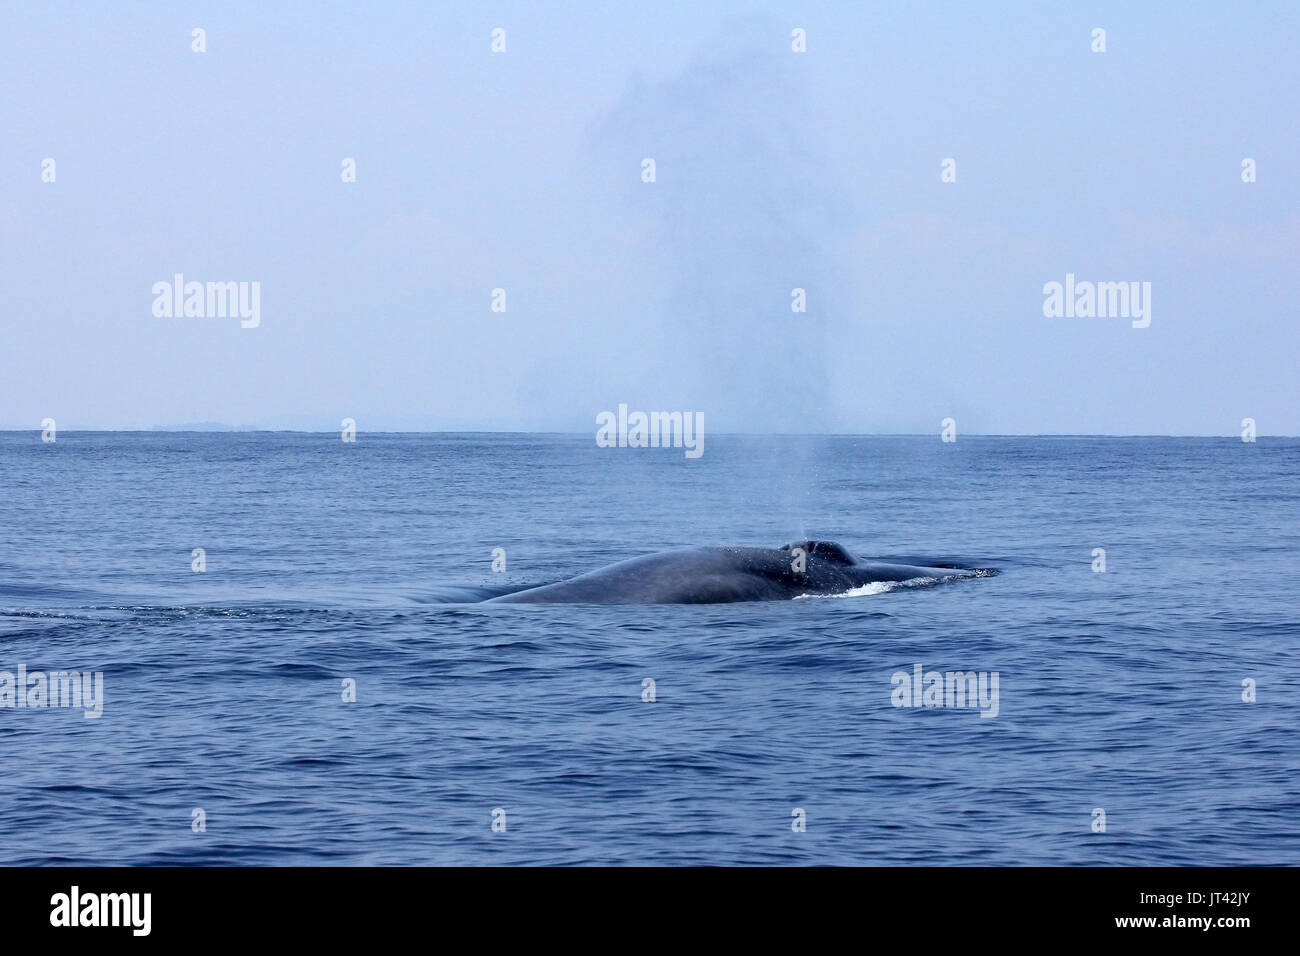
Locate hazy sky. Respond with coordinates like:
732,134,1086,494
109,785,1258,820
2,1,1296,434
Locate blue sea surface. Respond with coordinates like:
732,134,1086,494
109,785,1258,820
0,432,1296,865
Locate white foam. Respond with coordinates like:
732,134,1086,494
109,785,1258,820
794,576,940,600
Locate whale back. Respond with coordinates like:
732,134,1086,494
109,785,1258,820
779,540,857,565
484,541,981,603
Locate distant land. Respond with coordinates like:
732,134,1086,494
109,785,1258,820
150,422,261,432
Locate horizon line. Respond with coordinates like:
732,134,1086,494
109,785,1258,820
1,428,1294,439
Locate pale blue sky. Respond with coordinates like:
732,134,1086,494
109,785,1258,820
2,1,1296,433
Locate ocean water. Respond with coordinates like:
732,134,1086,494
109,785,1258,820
0,432,1296,865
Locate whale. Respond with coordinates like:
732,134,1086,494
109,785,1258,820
483,540,986,605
